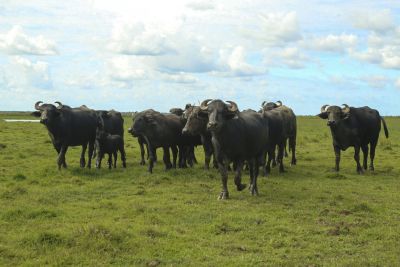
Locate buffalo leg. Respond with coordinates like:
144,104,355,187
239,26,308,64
334,145,340,172
290,137,297,165
57,145,68,170
87,141,94,169
202,139,213,170
361,145,368,170
138,139,145,165
96,151,104,169
107,153,112,169
248,159,259,196
265,150,273,175
148,147,156,173
354,145,363,174
120,146,127,168
80,143,87,168
369,141,377,171
278,143,285,173
113,151,117,168
171,146,178,168
163,146,172,170
217,161,229,200
234,161,246,191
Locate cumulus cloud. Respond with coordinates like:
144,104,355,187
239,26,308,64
307,33,358,53
352,9,396,34
243,12,301,47
351,45,400,69
360,75,390,89
396,78,400,89
223,46,264,76
186,0,215,11
0,26,57,55
9,56,52,89
108,22,176,56
278,47,308,69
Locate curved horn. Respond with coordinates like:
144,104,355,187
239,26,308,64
320,105,329,113
34,101,43,110
226,101,238,113
276,100,282,107
200,99,212,111
54,101,63,109
261,101,266,107
341,104,350,113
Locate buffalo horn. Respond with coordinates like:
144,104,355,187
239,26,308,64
276,100,282,106
54,101,63,109
200,99,212,111
34,101,43,110
226,101,238,113
341,104,350,113
320,105,329,113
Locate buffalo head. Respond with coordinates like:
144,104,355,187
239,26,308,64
182,105,207,135
199,99,238,131
261,100,282,111
32,101,61,125
317,104,351,126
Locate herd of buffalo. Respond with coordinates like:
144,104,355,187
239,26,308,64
31,100,389,199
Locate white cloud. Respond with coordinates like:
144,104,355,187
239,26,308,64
186,0,215,11
352,9,396,34
278,47,308,69
308,33,358,53
108,22,176,56
225,46,263,76
5,56,52,90
396,78,400,89
0,25,57,55
243,12,301,47
161,72,198,83
360,75,390,89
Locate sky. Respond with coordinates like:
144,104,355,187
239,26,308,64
0,0,399,115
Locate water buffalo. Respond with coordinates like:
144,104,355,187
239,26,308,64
261,100,297,165
317,104,389,173
182,104,216,169
199,99,270,199
128,109,184,173
31,101,98,169
95,123,126,169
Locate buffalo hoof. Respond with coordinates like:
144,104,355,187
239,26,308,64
291,159,297,166
369,166,374,171
139,161,145,166
271,160,277,167
249,184,259,196
218,191,229,200
123,163,126,168
236,184,247,191
357,168,364,174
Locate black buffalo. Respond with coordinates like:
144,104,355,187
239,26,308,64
128,109,183,173
261,100,297,166
95,123,126,169
182,104,216,169
199,99,270,199
31,101,98,169
317,104,389,173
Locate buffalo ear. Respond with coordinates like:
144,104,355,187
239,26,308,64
224,112,236,120
31,111,41,117
197,110,208,118
317,112,328,119
342,113,351,120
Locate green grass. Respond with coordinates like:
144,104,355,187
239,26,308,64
0,114,399,266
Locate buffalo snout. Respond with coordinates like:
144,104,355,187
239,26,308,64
207,121,218,130
327,120,336,126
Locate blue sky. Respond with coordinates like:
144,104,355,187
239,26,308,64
0,0,399,115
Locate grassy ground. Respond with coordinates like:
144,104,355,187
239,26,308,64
0,113,399,266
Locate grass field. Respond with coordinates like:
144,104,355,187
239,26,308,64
0,113,399,266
